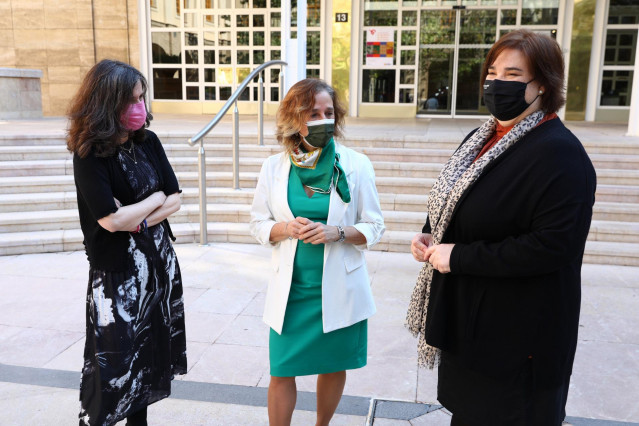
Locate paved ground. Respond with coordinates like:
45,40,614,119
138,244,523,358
0,115,638,424
0,243,638,425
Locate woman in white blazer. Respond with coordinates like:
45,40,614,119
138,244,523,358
250,79,385,426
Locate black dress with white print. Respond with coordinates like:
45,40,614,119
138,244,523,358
79,141,187,426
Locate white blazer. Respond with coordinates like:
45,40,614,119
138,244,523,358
250,143,385,334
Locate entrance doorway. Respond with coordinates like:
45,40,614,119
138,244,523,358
416,7,496,116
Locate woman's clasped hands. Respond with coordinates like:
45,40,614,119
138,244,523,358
286,216,339,244
410,233,454,274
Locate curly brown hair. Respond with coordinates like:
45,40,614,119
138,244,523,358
275,78,346,153
66,60,152,159
481,29,566,113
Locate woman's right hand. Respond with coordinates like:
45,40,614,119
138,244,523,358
411,233,433,262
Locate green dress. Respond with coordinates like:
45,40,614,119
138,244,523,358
269,170,368,377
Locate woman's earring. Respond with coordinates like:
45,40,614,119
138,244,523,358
539,90,543,95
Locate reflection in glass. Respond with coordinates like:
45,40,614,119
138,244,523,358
500,9,517,26
238,31,250,46
184,0,198,8
271,69,280,83
237,15,249,27
271,50,281,60
307,69,320,78
220,50,232,64
307,32,320,65
254,0,266,7
364,1,399,26
220,15,231,27
399,88,414,103
184,13,197,27
271,12,281,27
237,51,250,64
254,15,265,27
400,69,415,84
186,68,199,82
608,0,639,24
521,0,559,25
271,0,280,6
185,32,198,46
401,50,416,65
203,50,215,64
402,30,416,46
601,70,634,106
153,68,182,100
220,87,232,100
402,0,417,6
271,87,279,101
205,68,215,82
152,32,181,64
185,50,198,64
421,0,436,5
461,0,478,5
203,32,215,46
271,31,281,46
460,10,497,44
219,0,232,6
218,68,233,85
420,11,455,44
186,87,199,100
402,11,417,26
308,0,321,26
362,70,396,103
254,31,265,46
219,31,231,46
605,30,637,66
205,87,216,100
417,48,453,114
254,50,265,64
236,0,249,7
501,0,517,4
237,68,251,84
455,48,490,115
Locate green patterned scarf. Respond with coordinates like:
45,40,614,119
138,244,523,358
290,138,351,203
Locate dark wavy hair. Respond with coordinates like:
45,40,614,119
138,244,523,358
481,29,566,113
67,60,152,158
275,78,346,153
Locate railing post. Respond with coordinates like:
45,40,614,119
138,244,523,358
279,66,284,102
233,101,240,190
197,140,208,246
258,71,264,146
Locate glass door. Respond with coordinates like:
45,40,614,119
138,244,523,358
417,6,497,116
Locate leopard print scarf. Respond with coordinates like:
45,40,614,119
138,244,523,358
405,110,545,369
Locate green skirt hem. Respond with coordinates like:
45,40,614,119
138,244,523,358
270,358,367,378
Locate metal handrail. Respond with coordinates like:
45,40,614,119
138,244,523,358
187,60,287,246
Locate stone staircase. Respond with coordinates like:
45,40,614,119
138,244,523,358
1,131,639,266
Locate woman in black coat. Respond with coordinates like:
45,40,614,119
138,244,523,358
67,60,187,426
406,30,596,425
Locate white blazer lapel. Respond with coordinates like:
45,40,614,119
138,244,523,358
326,144,353,226
272,155,295,222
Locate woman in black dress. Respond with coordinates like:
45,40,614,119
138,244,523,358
67,59,187,426
406,30,596,425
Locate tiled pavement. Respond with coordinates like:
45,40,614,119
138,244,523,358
0,243,638,425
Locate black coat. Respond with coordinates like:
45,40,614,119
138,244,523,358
423,118,596,388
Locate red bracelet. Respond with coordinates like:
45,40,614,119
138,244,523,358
135,225,140,233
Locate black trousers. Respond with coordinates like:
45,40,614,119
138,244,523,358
438,351,569,426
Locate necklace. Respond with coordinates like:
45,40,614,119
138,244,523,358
119,142,137,164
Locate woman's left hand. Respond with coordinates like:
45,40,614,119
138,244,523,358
298,221,340,244
424,243,455,274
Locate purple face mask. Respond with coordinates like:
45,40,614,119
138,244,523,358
120,99,147,131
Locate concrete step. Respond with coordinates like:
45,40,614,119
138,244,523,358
2,225,638,266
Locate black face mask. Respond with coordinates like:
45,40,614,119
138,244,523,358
482,78,537,121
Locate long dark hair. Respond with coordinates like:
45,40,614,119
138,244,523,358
67,59,152,158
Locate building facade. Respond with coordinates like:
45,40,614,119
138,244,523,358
1,0,637,124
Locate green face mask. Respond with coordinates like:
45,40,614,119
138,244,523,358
304,119,335,148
